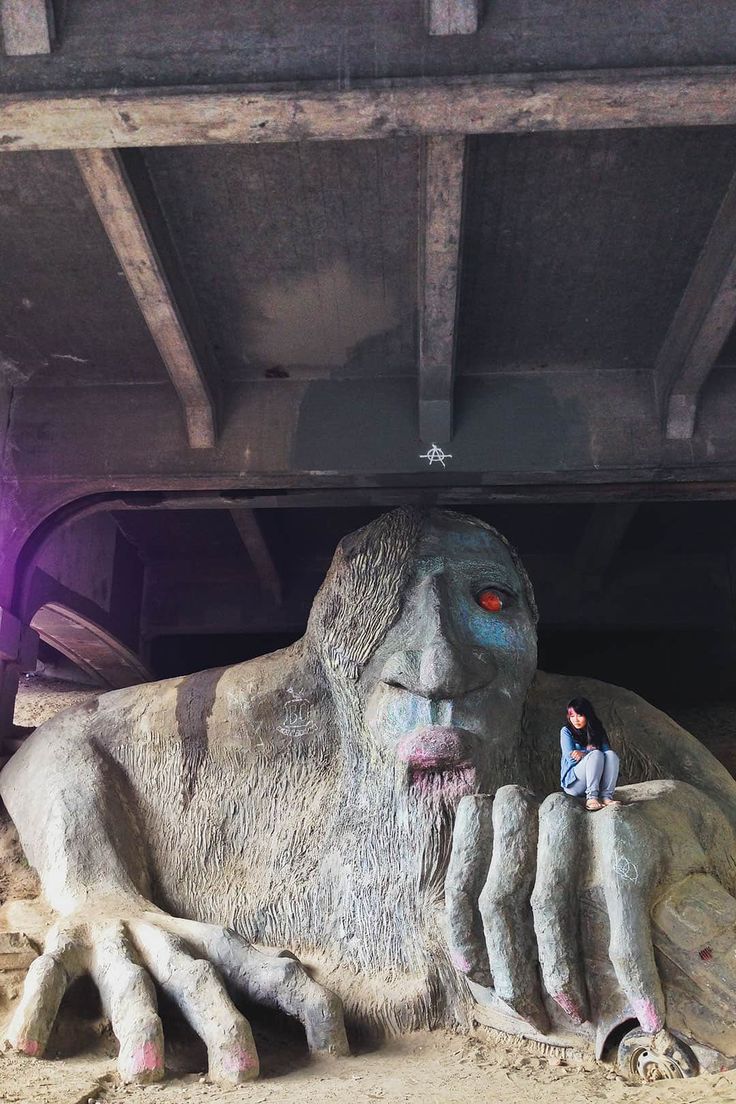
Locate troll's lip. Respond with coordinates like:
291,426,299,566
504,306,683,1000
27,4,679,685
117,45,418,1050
396,725,476,771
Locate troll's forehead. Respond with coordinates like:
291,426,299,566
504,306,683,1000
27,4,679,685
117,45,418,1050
414,524,520,586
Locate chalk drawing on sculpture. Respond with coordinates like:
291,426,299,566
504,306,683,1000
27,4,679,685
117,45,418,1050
614,851,639,884
279,689,312,736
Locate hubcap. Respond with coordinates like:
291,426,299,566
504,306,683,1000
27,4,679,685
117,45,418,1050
633,1047,684,1081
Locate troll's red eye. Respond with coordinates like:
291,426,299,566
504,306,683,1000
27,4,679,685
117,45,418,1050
477,589,503,612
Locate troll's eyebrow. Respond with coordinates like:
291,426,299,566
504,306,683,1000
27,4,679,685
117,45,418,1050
414,556,520,591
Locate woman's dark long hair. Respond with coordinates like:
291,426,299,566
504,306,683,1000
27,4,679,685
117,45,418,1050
565,697,608,749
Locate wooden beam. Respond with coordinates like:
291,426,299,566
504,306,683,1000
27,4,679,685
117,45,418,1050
75,148,217,449
6,67,736,151
656,168,736,440
230,510,282,605
1,0,52,56
418,136,466,444
426,0,480,35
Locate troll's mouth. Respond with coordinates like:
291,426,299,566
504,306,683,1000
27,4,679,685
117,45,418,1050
397,726,478,798
408,763,477,799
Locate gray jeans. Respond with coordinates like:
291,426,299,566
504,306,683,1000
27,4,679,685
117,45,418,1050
563,749,620,800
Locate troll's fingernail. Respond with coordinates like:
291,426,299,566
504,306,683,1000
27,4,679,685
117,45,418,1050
633,998,663,1034
553,992,584,1024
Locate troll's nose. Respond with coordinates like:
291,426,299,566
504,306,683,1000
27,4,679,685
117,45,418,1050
381,636,497,699
380,572,498,698
417,637,475,698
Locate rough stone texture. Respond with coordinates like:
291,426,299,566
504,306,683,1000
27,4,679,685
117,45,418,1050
2,508,736,1081
8,2,736,96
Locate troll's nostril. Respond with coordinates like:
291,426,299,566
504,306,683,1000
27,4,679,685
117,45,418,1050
384,679,409,692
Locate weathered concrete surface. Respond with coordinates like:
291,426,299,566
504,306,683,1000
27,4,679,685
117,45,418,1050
4,121,736,619
76,149,218,449
2,509,736,1082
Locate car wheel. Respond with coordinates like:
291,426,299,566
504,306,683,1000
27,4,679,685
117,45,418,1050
617,1028,699,1082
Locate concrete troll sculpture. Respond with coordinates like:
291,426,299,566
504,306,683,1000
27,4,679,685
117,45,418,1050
2,508,736,1083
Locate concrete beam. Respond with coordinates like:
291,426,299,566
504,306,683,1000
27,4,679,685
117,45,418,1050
6,68,736,151
426,0,480,35
0,368,688,489
230,510,282,606
75,148,217,449
656,167,736,440
1,0,52,56
9,367,667,484
418,136,466,444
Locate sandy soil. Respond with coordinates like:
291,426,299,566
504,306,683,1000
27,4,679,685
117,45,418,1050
2,1025,736,1104
13,676,99,729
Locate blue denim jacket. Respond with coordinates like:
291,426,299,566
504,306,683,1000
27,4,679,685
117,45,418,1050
560,725,611,787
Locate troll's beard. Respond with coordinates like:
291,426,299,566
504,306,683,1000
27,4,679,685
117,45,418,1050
296,684,534,1033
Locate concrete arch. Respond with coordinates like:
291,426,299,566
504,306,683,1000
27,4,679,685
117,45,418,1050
30,602,151,690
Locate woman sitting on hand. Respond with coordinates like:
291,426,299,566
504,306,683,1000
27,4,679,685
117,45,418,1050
561,696,620,811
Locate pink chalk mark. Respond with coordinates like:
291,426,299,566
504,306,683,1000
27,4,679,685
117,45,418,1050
397,727,467,770
221,1045,258,1074
132,1041,163,1073
633,998,663,1034
398,728,477,801
553,992,584,1024
411,765,476,801
18,1038,40,1056
450,951,472,974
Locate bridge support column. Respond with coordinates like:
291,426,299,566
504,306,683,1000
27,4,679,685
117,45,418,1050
0,662,21,754
0,611,39,755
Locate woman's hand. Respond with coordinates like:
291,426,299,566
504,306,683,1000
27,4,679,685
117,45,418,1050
570,750,585,762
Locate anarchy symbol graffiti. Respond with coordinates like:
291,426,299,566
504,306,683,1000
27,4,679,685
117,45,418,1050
420,444,453,468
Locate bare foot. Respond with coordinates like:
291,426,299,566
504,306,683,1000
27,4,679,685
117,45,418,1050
602,798,622,806
585,798,604,811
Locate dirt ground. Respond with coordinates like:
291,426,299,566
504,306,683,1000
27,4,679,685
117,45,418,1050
13,676,99,729
2,1025,736,1104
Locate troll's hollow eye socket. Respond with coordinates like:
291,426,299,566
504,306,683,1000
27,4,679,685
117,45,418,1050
477,589,503,612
